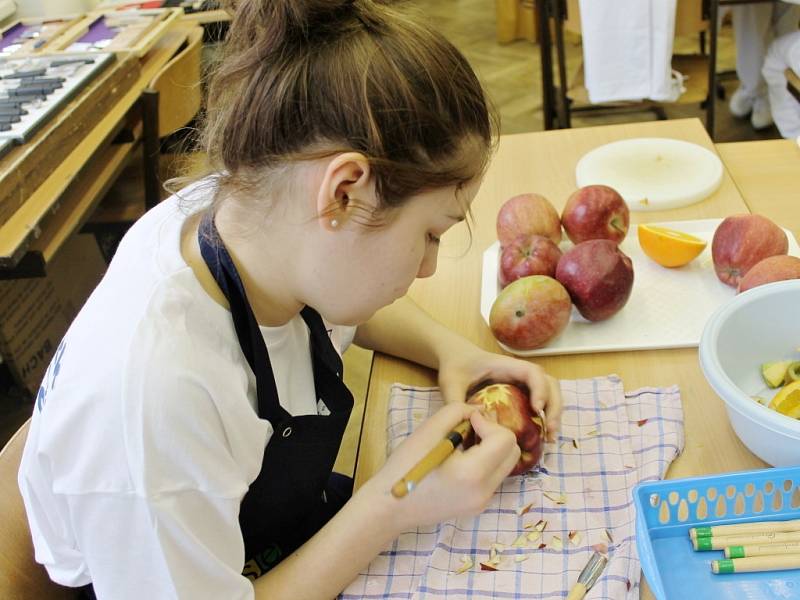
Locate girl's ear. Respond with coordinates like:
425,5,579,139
317,152,377,231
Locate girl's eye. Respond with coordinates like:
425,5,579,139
427,232,441,245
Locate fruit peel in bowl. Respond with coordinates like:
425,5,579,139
699,279,800,466
769,381,800,418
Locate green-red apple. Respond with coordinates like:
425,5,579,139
737,254,800,293
489,275,571,350
496,193,562,247
561,185,629,245
712,214,788,287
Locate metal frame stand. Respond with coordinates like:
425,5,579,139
537,0,780,139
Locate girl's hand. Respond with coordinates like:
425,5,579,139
363,402,520,534
437,344,562,440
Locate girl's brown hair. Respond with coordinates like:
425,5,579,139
202,0,497,214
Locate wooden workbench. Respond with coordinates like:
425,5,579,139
351,118,800,599
718,137,800,240
0,22,195,276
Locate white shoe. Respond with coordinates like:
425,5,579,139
729,88,755,118
751,97,773,130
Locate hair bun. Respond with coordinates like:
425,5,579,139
226,0,366,51
205,0,494,210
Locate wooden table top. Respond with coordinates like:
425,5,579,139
717,138,800,240
352,118,800,598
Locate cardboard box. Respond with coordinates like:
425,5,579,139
0,234,106,395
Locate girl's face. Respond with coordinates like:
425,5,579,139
307,179,480,326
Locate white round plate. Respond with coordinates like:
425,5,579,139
575,137,723,212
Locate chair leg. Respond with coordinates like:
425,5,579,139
142,90,161,212
652,106,668,120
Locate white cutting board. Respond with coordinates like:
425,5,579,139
480,219,800,357
575,138,724,212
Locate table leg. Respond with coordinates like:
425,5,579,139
706,0,719,139
553,0,572,128
537,0,556,130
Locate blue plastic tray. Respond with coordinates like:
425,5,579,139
634,467,800,600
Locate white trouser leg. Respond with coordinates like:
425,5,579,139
763,31,800,139
732,4,778,99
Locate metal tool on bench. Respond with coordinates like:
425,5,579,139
0,52,113,145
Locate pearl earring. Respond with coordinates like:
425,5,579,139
330,219,339,228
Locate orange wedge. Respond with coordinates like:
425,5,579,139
769,381,800,418
637,224,707,268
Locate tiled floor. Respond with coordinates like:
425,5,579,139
1,2,786,473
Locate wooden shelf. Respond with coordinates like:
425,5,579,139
0,24,192,270
51,8,182,59
32,139,138,264
0,134,137,279
180,9,231,25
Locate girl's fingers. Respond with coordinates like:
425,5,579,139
442,412,519,496
544,375,563,438
469,409,509,441
523,363,549,412
460,411,520,470
388,402,478,469
415,402,476,439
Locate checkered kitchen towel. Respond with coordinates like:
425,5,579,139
341,375,684,600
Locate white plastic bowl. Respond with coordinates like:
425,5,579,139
699,279,800,467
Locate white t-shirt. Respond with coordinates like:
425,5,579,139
17,180,356,599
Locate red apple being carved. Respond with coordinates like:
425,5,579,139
737,255,800,293
555,240,634,322
561,185,629,245
712,214,788,287
489,275,571,350
463,383,545,476
496,193,562,246
499,235,563,287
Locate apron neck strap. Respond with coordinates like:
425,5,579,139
300,306,344,378
198,211,290,424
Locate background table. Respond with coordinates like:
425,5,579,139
0,21,195,275
718,137,800,239
351,117,800,599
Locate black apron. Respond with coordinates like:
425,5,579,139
198,212,354,577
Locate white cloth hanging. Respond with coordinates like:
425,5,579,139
579,0,685,104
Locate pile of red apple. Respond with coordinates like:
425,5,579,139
711,213,800,292
491,186,635,351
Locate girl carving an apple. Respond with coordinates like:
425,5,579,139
18,1,562,599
